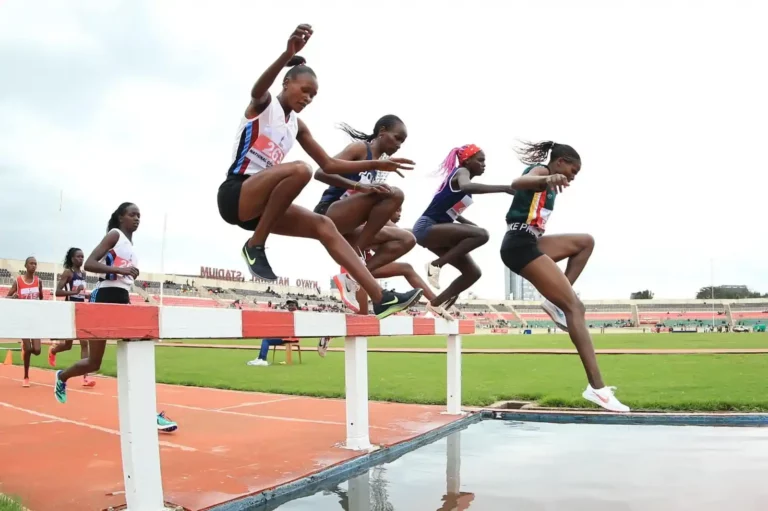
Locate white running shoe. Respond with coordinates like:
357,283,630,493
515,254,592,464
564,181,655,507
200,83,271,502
426,302,454,321
542,300,568,332
425,262,441,290
333,273,360,313
246,358,269,367
317,336,330,358
582,385,630,412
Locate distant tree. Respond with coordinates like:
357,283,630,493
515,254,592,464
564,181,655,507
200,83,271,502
630,290,654,299
696,286,763,300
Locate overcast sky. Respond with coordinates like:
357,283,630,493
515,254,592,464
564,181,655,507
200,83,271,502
1,0,766,300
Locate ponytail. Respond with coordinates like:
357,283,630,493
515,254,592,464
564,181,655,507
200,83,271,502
515,140,580,165
286,55,306,67
337,114,404,144
284,55,316,80
107,202,134,232
437,143,482,177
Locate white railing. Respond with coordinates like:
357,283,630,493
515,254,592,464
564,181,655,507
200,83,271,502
0,300,472,511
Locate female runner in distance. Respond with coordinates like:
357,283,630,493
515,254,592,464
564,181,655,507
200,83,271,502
501,140,629,412
216,24,422,319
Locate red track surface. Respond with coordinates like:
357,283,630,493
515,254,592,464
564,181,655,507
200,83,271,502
0,366,461,511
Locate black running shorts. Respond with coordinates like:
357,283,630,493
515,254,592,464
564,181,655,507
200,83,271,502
217,174,261,231
92,287,131,304
313,200,334,216
500,226,545,275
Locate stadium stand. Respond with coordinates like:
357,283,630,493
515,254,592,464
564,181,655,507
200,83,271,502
1,258,766,331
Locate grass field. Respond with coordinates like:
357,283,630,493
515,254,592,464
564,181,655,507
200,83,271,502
4,333,768,412
164,332,768,350
0,495,24,511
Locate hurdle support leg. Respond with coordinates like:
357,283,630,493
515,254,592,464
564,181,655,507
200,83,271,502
445,334,464,415
116,339,167,511
343,336,372,451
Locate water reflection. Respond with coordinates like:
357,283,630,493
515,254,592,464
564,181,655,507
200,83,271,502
276,421,768,511
317,431,473,511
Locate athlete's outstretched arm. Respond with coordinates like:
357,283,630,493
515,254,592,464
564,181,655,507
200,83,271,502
6,280,17,298
246,24,313,117
313,142,367,187
454,168,514,195
456,215,477,226
38,278,43,300
510,166,568,193
297,119,414,175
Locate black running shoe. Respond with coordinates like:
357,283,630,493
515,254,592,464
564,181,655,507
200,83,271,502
373,288,424,320
242,242,277,280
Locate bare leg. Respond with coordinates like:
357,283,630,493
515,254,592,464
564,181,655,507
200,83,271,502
50,339,73,355
325,187,404,251
271,205,385,303
537,233,595,285
235,161,313,248
420,223,490,268
428,252,482,307
372,262,438,302
520,255,604,388
59,340,106,382
22,339,38,379
347,226,416,272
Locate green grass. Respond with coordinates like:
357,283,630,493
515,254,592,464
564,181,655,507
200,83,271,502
160,332,768,350
0,495,25,511
6,334,768,412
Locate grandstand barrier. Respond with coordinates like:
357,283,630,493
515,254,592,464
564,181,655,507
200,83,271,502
0,300,474,511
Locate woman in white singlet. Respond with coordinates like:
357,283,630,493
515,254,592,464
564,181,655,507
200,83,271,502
216,24,423,320
53,203,140,404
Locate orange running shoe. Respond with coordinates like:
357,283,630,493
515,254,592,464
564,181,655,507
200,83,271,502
48,345,56,367
82,376,96,388
22,378,30,388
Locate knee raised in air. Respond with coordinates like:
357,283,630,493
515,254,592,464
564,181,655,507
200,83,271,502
465,264,482,284
400,229,417,251
312,214,340,242
290,161,313,183
476,228,490,245
31,347,41,356
387,185,405,204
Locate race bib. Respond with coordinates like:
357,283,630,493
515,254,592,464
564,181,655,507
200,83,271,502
246,134,286,168
538,208,552,229
447,195,474,220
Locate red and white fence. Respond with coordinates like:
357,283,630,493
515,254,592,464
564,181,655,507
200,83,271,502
0,300,474,511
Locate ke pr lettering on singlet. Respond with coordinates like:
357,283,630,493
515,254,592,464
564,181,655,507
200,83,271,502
227,97,299,176
65,271,86,302
99,229,137,291
318,144,376,204
420,167,474,224
15,275,40,300
505,164,557,236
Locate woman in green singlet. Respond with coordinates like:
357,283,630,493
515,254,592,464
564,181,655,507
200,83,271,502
500,140,630,413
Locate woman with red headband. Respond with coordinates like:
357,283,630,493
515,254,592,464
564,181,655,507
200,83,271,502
412,144,514,309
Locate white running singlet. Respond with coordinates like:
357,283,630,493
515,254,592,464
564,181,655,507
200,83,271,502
99,228,137,291
227,97,299,176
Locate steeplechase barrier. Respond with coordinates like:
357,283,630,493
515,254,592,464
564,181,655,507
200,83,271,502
0,300,474,511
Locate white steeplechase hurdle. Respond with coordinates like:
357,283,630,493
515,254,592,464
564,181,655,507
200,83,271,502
0,300,474,511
